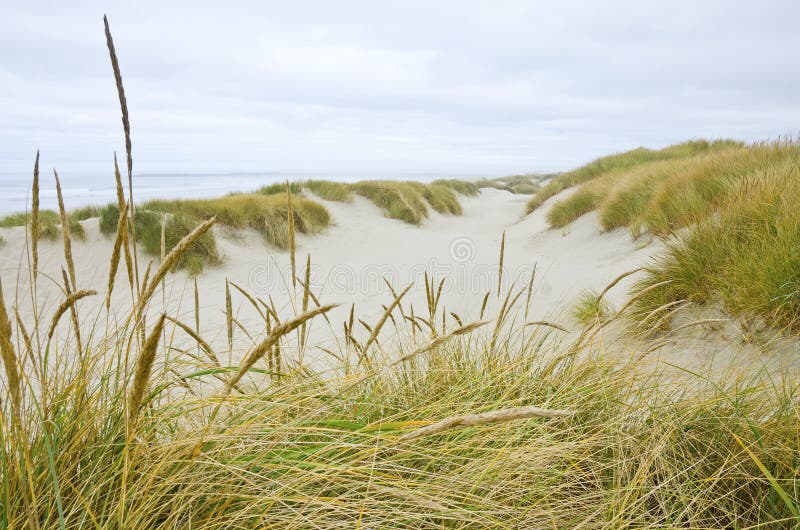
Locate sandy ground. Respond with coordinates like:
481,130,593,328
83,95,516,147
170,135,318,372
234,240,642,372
1,187,797,376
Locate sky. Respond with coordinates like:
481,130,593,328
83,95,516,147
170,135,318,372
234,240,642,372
1,0,799,177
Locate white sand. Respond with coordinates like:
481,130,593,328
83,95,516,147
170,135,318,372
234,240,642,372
1,187,796,375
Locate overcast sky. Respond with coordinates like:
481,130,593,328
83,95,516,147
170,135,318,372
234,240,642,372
1,1,799,176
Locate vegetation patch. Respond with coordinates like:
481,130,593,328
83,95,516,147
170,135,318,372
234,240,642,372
100,204,220,274
526,139,743,213
570,289,613,325
477,174,543,194
0,209,87,241
631,158,800,333
432,178,480,196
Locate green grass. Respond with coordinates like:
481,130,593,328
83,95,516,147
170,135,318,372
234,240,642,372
526,139,743,213
0,235,5,247
4,23,798,526
0,209,87,241
100,204,220,273
631,158,800,333
432,178,480,196
143,193,330,249
3,253,799,527
257,181,303,195
571,289,612,324
546,187,603,228
476,174,542,194
535,140,800,336
303,179,354,201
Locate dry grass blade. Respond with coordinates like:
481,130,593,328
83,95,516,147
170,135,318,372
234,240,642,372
229,281,265,321
31,151,39,282
595,267,643,305
479,291,490,320
0,277,22,416
360,283,413,360
46,289,97,344
104,15,140,296
286,180,296,290
526,320,570,333
137,216,216,317
393,320,489,365
497,230,506,298
61,268,83,355
54,170,77,291
128,313,166,429
106,201,129,309
398,404,575,441
490,285,524,353
523,263,537,321
166,316,246,392
225,278,233,352
13,309,33,366
300,254,311,350
165,316,220,367
114,154,134,294
224,304,337,394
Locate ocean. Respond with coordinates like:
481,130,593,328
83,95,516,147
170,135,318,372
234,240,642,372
0,171,487,216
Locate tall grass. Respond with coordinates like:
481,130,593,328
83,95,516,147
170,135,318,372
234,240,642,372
0,18,797,529
539,139,800,336
631,159,800,333
526,139,743,213
0,209,86,241
303,179,354,201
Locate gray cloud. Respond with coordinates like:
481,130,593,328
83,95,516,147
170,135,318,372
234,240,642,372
1,0,799,177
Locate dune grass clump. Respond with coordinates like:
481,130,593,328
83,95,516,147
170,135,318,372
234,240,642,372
571,289,612,324
526,139,743,213
546,186,603,228
68,204,104,222
1,209,87,241
631,160,800,333
0,235,5,247
258,181,303,195
99,204,219,273
2,19,798,528
143,193,330,249
352,181,429,224
302,179,353,201
476,174,541,194
432,178,480,196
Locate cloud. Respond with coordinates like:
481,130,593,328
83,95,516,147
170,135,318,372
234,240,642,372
1,0,799,177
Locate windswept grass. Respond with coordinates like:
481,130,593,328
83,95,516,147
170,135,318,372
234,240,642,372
303,179,354,201
477,174,542,194
631,158,800,333
143,194,330,249
432,178,480,196
538,139,800,335
526,139,743,213
100,204,219,274
571,288,612,324
2,19,797,529
258,181,303,195
1,209,87,241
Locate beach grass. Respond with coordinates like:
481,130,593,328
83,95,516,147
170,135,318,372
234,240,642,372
1,19,798,529
303,179,354,201
535,138,800,336
526,139,743,213
432,178,480,196
571,288,612,325
476,174,542,194
630,157,800,333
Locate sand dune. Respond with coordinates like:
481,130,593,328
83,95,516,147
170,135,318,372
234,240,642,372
2,187,795,375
